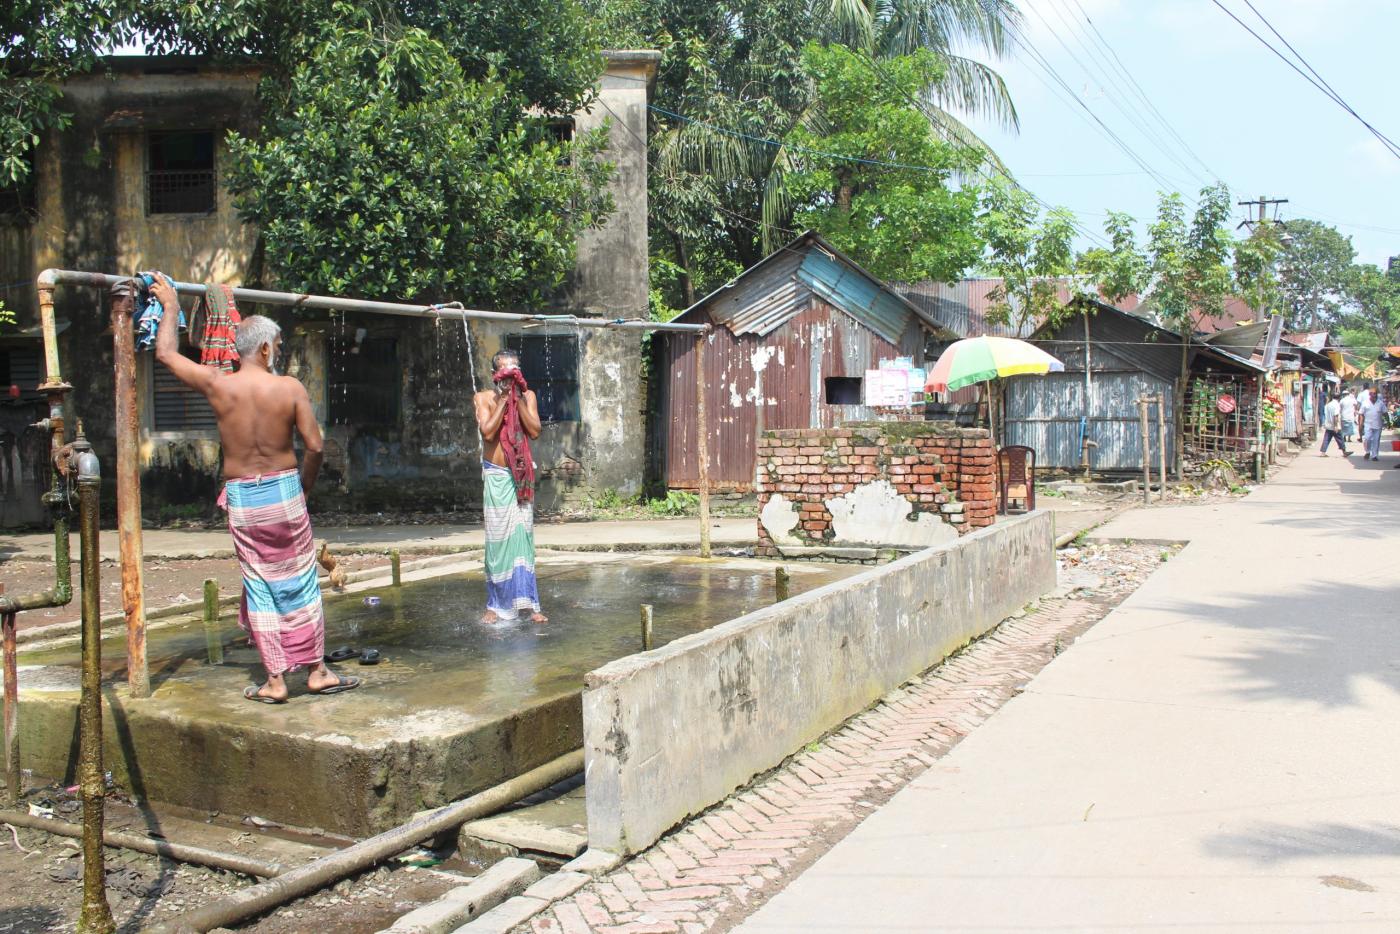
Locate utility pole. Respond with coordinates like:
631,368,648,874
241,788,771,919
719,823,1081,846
1237,195,1290,323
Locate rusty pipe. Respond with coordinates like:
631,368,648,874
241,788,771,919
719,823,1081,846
3,603,15,804
1,278,75,617
0,809,284,878
149,749,585,934
76,461,116,934
109,279,149,698
36,269,710,333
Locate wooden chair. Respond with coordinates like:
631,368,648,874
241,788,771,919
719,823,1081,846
997,445,1036,515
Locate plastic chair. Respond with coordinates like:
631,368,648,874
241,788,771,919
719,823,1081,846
997,445,1036,515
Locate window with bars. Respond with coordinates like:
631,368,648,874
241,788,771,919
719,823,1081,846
147,130,216,214
329,336,401,427
152,348,218,432
0,347,44,402
504,333,580,423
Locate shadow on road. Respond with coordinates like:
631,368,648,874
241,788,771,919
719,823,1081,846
1203,820,1400,866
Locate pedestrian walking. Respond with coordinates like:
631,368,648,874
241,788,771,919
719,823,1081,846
1360,386,1386,460
1319,394,1349,456
1339,387,1359,442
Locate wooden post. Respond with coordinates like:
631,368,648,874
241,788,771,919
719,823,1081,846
390,550,402,587
774,566,790,603
640,604,654,652
1138,397,1152,505
1155,394,1168,500
695,333,712,559
201,579,223,666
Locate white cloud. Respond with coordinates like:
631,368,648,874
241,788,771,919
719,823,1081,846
1350,135,1400,178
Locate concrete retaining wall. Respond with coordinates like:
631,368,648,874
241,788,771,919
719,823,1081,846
582,510,1055,854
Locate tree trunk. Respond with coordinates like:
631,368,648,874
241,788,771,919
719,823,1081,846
835,170,853,214
672,231,695,308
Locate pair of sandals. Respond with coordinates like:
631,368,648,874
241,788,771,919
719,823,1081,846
326,645,381,665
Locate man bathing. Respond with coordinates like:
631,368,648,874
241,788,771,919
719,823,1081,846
474,349,546,623
150,274,359,703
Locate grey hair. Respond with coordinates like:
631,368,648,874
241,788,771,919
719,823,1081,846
235,315,281,361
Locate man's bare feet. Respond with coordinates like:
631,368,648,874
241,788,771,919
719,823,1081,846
531,612,548,624
245,673,288,703
481,610,501,624
307,662,360,695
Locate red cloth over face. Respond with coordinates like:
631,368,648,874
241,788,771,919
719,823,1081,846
493,368,535,505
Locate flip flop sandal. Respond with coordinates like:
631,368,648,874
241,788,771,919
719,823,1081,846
325,646,361,663
244,685,287,705
358,649,382,666
311,673,361,695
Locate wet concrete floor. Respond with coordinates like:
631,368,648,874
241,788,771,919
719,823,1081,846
10,554,862,838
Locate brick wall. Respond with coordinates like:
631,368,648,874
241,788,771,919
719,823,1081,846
755,423,997,560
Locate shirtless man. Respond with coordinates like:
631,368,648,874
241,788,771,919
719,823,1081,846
473,350,546,623
151,274,357,702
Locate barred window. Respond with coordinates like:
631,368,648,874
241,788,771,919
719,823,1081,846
152,347,217,432
329,335,400,427
0,347,44,402
147,131,216,214
505,333,580,423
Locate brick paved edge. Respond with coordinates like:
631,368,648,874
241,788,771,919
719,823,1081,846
495,584,1130,934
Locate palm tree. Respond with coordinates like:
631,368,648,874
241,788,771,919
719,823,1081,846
652,0,1022,285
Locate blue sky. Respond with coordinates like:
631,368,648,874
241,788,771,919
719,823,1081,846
961,0,1400,267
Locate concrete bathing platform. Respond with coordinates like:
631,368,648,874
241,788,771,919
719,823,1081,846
583,511,1056,854
10,553,855,836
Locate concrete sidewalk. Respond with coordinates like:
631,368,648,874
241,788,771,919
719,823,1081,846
736,451,1400,932
0,515,755,561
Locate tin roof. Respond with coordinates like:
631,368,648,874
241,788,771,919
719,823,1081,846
675,231,952,343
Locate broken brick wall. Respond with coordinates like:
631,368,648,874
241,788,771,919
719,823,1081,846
755,423,997,561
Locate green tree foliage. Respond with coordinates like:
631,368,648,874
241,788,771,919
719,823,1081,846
224,27,612,303
1340,263,1400,362
1,0,134,185
137,0,604,113
1275,218,1356,331
978,183,1078,333
785,44,982,283
636,0,1020,309
1078,210,1148,305
1233,221,1285,321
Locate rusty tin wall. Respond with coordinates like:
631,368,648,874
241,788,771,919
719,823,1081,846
661,299,923,490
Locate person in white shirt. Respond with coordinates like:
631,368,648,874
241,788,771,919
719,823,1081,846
1319,394,1350,456
1339,388,1359,441
1360,387,1386,460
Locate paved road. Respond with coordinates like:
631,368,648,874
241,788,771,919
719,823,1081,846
0,516,755,561
736,451,1400,933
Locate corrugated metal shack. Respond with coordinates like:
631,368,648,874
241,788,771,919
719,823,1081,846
658,231,952,490
1002,300,1265,472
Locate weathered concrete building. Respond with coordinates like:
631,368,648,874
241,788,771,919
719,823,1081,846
0,51,659,525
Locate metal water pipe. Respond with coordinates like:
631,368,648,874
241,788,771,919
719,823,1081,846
32,270,710,333
108,278,149,697
3,273,76,804
75,451,116,934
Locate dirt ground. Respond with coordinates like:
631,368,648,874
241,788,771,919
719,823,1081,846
0,811,463,934
4,552,428,634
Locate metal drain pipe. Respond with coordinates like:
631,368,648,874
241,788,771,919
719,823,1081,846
148,749,584,934
0,810,284,878
3,272,75,804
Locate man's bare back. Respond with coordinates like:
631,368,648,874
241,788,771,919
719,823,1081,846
150,276,323,490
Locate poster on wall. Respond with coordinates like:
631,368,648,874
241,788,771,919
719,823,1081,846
864,369,910,406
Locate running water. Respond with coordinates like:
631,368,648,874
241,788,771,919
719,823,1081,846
459,312,479,396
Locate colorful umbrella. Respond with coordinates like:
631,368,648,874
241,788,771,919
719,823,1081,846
925,336,1064,393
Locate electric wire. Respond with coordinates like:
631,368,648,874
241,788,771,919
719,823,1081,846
1210,0,1400,160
